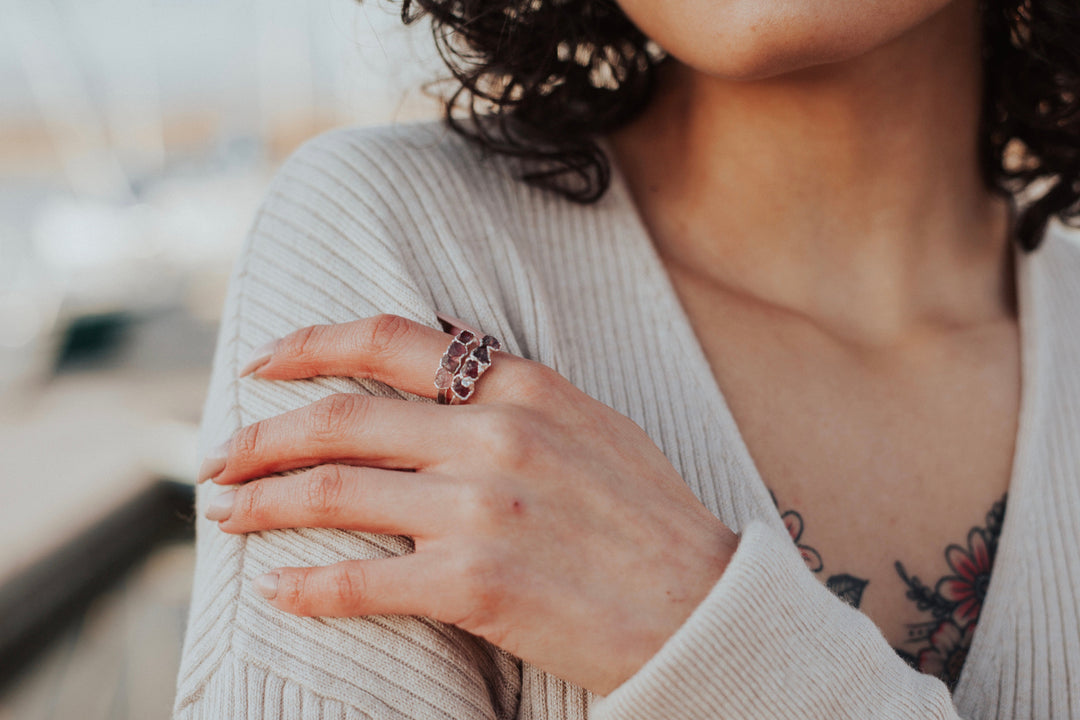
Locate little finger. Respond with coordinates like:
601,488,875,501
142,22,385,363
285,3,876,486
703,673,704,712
254,553,439,618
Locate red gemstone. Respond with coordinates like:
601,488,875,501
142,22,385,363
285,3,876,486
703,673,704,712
434,367,453,389
457,330,475,344
448,341,468,359
481,335,500,351
462,358,480,379
452,377,472,398
472,345,490,364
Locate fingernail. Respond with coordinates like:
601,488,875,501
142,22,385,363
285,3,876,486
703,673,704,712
196,440,229,484
205,489,236,521
253,573,279,600
435,311,482,336
239,339,279,377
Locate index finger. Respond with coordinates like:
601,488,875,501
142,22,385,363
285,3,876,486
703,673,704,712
239,314,488,400
241,313,451,397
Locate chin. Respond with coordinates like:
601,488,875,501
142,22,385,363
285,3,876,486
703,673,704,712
616,0,956,81
678,26,882,81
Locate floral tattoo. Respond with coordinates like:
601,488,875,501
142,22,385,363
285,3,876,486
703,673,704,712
893,495,1006,690
770,491,870,608
771,490,1007,691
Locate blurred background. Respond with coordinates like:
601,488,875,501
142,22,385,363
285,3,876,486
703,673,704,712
0,1,441,717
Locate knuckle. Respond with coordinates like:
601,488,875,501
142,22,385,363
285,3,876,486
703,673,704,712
308,393,364,440
363,314,412,358
454,546,507,625
331,564,364,605
460,482,497,523
236,481,265,524
459,479,524,528
231,421,263,460
510,362,559,406
302,465,345,518
481,409,537,470
280,571,311,615
282,324,322,359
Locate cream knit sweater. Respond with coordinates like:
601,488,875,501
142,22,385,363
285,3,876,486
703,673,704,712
173,120,1080,719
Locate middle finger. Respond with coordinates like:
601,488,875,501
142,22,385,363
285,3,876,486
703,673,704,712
200,393,461,485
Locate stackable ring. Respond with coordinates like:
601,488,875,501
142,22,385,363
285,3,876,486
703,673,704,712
446,335,502,405
434,329,502,405
435,330,480,404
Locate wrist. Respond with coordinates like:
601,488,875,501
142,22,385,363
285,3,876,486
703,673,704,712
599,519,740,695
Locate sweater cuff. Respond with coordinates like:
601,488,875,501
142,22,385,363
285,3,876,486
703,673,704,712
590,519,959,720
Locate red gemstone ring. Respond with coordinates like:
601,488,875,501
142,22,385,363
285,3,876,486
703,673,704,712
435,329,480,405
445,335,502,405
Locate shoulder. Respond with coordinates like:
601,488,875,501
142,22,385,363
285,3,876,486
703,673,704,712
232,120,533,321
264,119,526,235
286,118,492,172
278,118,487,179
223,118,622,379
246,119,590,290
240,119,629,336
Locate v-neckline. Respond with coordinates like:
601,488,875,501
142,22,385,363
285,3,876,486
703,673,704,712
597,134,1046,697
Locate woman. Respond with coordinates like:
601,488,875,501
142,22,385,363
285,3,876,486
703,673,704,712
173,0,1080,717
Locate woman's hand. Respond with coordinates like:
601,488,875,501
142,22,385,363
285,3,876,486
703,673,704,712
198,313,738,695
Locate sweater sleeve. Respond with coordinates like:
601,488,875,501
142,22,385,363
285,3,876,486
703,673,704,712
173,127,521,720
590,519,964,720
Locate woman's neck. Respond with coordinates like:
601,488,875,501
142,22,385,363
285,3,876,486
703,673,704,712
608,0,1014,347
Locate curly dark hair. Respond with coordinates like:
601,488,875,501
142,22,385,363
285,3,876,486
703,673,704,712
393,0,1080,251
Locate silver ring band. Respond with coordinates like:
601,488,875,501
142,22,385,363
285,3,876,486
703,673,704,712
435,330,480,405
446,335,502,405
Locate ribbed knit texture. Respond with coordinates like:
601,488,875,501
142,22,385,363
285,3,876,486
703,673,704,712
173,120,1080,719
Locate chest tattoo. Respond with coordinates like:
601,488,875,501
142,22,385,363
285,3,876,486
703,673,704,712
770,491,1008,690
